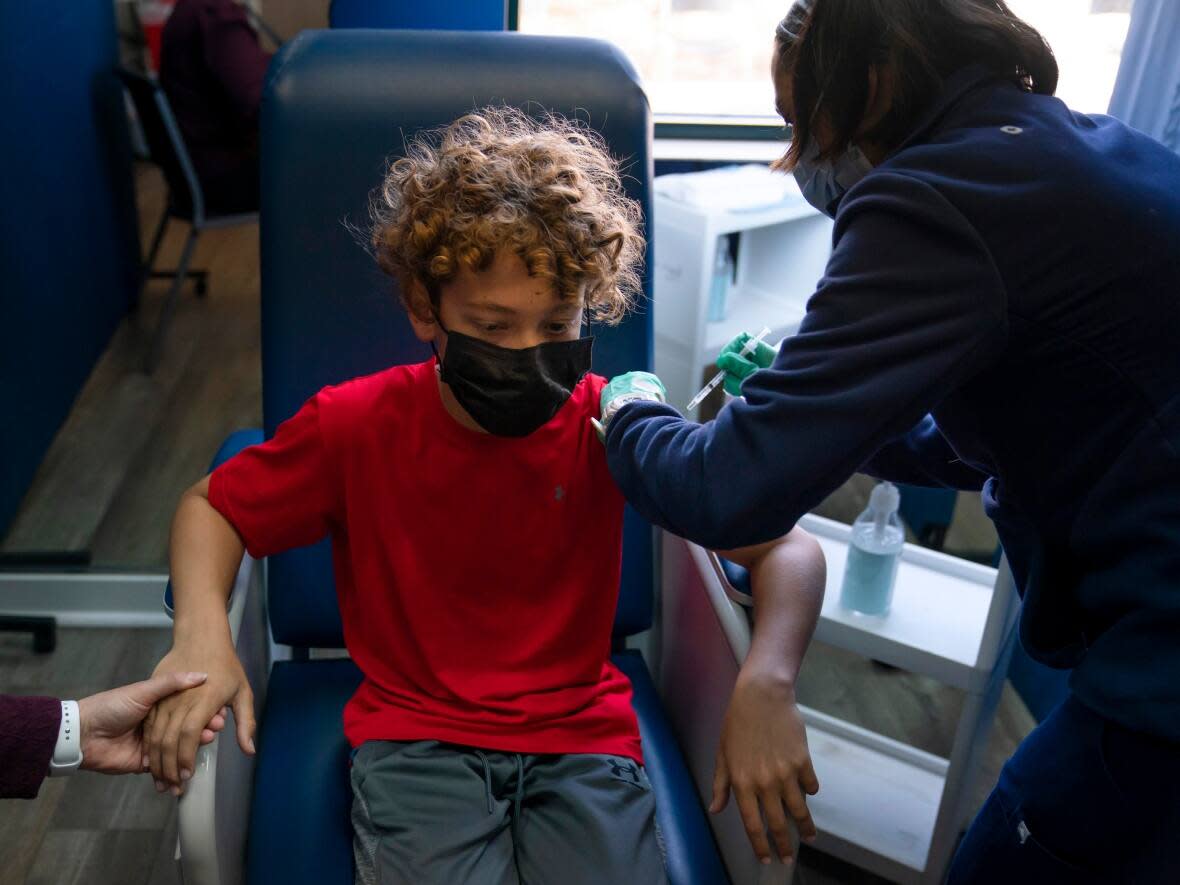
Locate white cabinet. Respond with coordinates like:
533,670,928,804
652,188,833,414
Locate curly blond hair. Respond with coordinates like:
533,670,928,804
370,106,645,325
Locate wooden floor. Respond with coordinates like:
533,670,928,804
0,167,1028,885
1,164,262,570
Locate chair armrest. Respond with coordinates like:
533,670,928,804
175,548,270,885
658,532,796,885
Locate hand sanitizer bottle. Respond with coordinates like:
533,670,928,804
840,481,904,616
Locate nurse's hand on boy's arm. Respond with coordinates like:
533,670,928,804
595,371,667,441
716,332,778,397
710,528,825,867
145,476,257,796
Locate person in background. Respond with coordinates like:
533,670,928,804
0,672,224,799
159,0,273,214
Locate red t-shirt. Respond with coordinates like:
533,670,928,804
208,359,642,761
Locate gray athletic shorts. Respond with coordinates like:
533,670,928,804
350,740,668,885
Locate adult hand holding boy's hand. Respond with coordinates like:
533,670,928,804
710,666,819,867
145,638,256,796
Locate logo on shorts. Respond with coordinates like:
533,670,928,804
608,759,642,786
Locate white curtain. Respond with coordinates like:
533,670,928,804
1107,0,1180,153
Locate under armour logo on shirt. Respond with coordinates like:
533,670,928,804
554,485,565,501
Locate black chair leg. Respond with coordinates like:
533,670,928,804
0,615,57,654
144,227,198,373
136,208,170,308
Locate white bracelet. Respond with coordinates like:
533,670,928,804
48,700,84,776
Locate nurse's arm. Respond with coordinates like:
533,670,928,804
708,526,825,866
861,414,988,491
605,171,1007,550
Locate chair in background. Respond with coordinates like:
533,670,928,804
328,0,507,30
116,68,258,372
167,29,732,885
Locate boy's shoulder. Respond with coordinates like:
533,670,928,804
580,372,609,417
313,359,433,425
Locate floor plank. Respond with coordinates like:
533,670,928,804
23,828,163,885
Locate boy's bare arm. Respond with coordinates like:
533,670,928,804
709,526,826,867
145,476,256,794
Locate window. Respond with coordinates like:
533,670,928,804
518,0,786,127
516,0,1133,130
1006,0,1133,114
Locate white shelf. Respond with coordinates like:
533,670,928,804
798,514,1000,691
653,190,820,235
661,531,1017,885
802,706,947,884
709,201,819,236
702,287,805,354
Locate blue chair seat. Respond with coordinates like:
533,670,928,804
245,653,725,885
247,659,363,885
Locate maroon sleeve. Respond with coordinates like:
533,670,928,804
0,695,61,799
199,0,273,125
208,394,342,560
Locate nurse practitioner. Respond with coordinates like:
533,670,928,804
601,0,1180,879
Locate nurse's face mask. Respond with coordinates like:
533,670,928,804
792,137,874,218
432,321,593,438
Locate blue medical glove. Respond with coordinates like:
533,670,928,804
716,333,778,397
597,371,667,440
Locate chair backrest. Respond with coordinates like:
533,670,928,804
116,67,203,221
328,0,506,30
261,30,655,649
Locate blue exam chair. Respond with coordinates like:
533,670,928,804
169,29,729,885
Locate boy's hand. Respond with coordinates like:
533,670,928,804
716,332,777,397
710,668,819,866
145,641,256,795
77,672,225,775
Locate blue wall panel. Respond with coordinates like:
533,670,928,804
0,2,140,535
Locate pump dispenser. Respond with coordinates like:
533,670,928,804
840,481,904,615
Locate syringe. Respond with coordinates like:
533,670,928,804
686,326,772,412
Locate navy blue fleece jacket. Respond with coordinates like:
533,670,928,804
607,67,1180,740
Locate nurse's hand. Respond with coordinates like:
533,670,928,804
596,371,667,440
716,332,778,397
710,668,819,866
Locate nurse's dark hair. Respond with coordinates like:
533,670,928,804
370,106,645,325
773,0,1058,169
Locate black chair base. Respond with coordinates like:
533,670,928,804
0,615,57,653
148,268,208,297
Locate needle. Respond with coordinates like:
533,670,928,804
687,326,772,412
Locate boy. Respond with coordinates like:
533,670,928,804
146,107,825,881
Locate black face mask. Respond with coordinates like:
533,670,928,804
433,328,593,437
